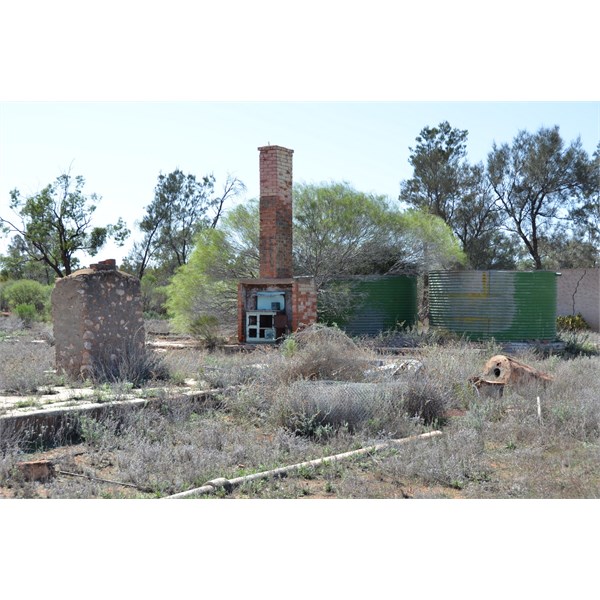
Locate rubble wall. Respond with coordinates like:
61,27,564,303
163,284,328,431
51,260,145,378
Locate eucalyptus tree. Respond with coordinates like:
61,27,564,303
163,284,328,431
400,122,506,269
1,173,129,277
127,170,245,279
487,126,593,270
399,121,469,223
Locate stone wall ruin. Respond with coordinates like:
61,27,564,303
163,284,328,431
51,259,145,379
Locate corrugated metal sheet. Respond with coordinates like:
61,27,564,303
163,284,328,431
429,270,558,341
329,275,418,336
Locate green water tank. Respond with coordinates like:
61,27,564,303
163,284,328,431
324,275,418,336
428,270,558,341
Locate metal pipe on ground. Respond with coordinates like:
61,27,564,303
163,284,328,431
164,430,443,499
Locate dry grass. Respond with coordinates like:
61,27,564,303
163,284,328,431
89,340,170,387
0,322,55,394
266,324,376,384
1,322,600,499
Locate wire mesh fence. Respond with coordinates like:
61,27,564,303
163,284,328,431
272,378,446,439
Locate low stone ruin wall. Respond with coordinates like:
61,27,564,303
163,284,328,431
51,259,145,379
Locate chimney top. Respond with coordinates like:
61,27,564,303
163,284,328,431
257,145,294,153
90,259,117,272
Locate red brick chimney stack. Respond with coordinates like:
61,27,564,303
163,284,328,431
258,145,294,279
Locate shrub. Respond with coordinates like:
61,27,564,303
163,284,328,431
166,229,238,336
89,340,170,386
140,274,169,317
268,324,374,384
557,314,590,332
189,315,223,350
270,380,428,439
0,336,54,393
14,303,37,328
0,314,23,336
403,374,451,425
2,279,52,320
385,427,488,491
558,330,599,358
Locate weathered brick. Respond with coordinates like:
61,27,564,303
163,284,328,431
258,146,294,279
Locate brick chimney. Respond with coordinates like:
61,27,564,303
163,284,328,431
237,145,316,344
258,145,294,279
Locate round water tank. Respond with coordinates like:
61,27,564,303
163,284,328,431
428,270,558,341
324,275,418,336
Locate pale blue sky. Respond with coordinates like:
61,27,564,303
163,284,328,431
1,101,598,261
1,2,599,264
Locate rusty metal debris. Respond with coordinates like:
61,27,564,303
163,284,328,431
469,354,553,397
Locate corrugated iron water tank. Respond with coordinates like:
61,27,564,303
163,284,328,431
428,270,558,341
325,275,418,336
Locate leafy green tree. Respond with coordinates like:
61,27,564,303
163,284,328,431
400,122,508,269
138,270,170,318
293,182,400,285
389,209,466,274
213,199,260,279
127,170,245,279
0,173,129,277
399,121,469,222
388,208,466,319
487,126,593,269
216,183,409,286
168,182,467,331
166,228,239,334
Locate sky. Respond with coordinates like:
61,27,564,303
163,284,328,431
1,1,599,266
1,100,598,262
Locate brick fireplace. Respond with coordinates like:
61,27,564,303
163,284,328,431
237,145,317,343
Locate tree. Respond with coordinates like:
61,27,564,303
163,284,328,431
539,231,599,269
400,122,509,269
166,184,395,330
0,235,55,283
569,141,600,266
387,208,466,319
452,164,516,269
293,182,400,286
487,126,593,270
127,170,245,279
166,228,240,334
0,173,129,277
399,121,469,223
217,199,260,279
168,182,467,331
164,201,264,334
388,209,466,274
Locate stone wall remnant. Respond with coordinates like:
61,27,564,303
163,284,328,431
51,259,145,379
